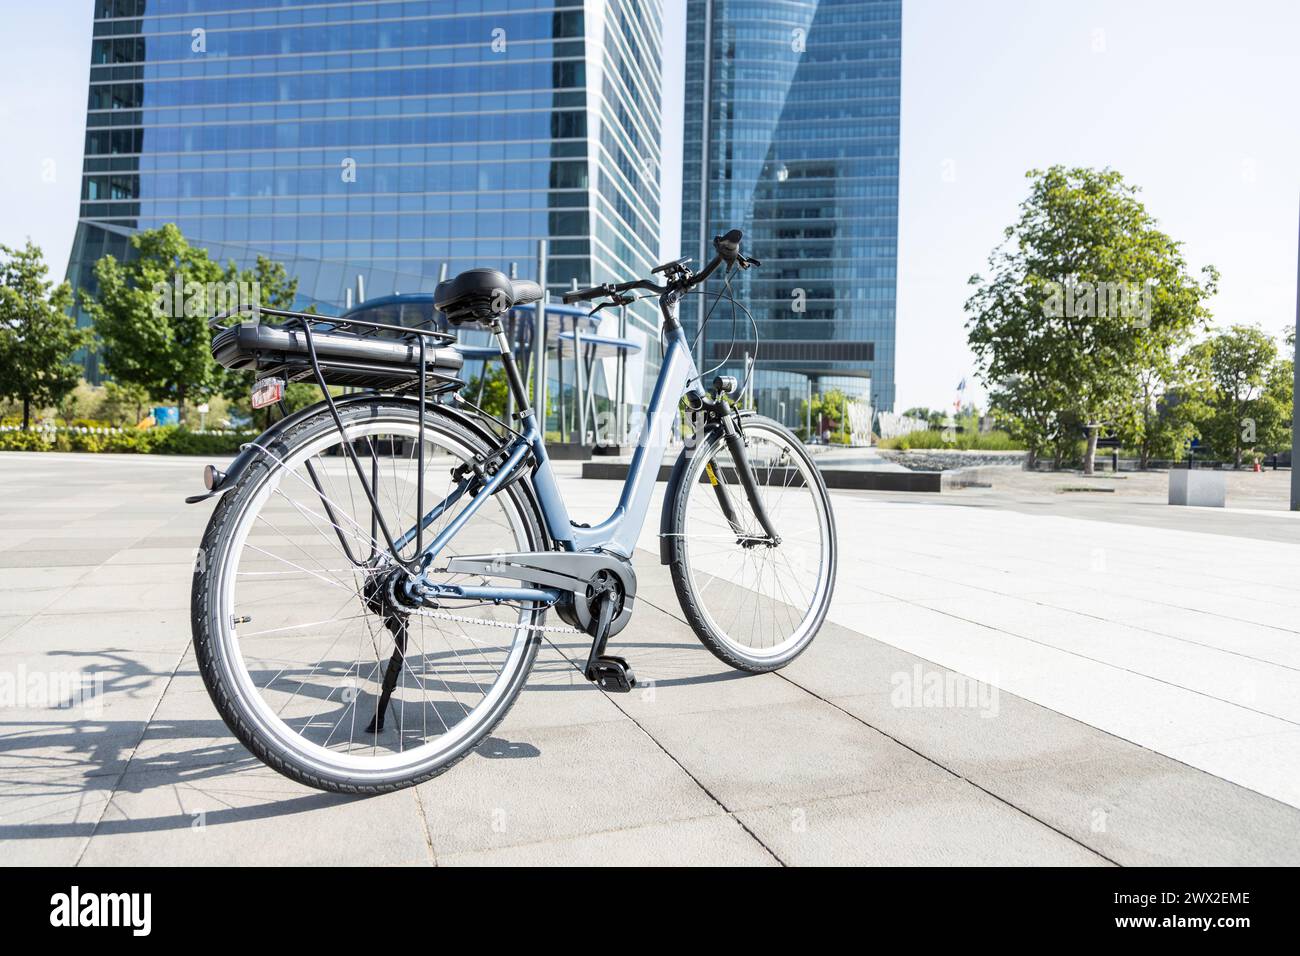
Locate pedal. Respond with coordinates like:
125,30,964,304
582,582,635,692
586,655,636,693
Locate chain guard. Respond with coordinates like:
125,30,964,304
444,550,636,638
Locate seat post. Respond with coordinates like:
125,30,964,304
489,319,535,427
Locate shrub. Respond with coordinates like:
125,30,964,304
152,428,254,455
0,429,55,451
1,426,254,455
877,429,1024,451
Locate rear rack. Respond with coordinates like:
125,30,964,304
210,305,457,344
209,305,463,395
207,305,466,568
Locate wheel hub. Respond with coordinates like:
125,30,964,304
363,565,422,616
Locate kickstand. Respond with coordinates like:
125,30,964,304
584,592,635,693
366,613,409,733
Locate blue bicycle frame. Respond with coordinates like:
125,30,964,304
406,302,706,608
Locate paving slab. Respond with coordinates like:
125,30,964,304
736,778,1111,866
977,748,1300,866
0,642,182,774
78,764,432,866
435,640,629,733
417,720,724,855
636,698,952,812
0,568,95,590
0,769,117,866
1,453,1298,866
439,814,777,867
0,610,193,655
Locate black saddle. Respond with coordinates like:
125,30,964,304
434,268,543,325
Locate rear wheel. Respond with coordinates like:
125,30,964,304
191,401,545,794
666,416,836,672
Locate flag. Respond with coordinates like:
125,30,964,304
956,377,967,392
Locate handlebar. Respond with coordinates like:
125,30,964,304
561,228,754,307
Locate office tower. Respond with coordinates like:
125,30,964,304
70,0,664,382
681,0,901,421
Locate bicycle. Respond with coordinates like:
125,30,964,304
190,228,837,793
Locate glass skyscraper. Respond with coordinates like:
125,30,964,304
681,0,901,420
70,0,664,377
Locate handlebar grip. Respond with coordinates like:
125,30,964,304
562,285,604,304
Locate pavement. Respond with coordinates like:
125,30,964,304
2,451,1300,866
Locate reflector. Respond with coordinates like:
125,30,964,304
251,376,285,409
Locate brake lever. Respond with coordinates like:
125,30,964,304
587,292,635,317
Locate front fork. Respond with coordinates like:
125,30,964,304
698,405,782,546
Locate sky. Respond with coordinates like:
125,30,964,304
1,0,1296,411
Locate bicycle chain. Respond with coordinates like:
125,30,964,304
406,604,582,635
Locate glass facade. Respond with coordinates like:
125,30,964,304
680,0,900,420
70,0,663,386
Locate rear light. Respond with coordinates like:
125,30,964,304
203,464,226,491
251,376,285,409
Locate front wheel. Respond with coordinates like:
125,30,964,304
665,415,837,672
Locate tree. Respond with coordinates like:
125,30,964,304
465,365,510,418
1121,355,1202,468
1265,357,1294,456
1185,325,1290,466
799,388,848,442
85,224,226,424
100,380,151,427
902,406,946,429
966,166,1218,472
0,241,93,429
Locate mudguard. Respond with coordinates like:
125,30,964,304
183,393,386,504
658,446,692,564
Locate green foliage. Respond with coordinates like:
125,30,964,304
0,241,94,429
1183,325,1291,464
0,428,55,450
148,427,257,455
465,365,510,418
966,166,1217,470
800,388,850,442
100,380,152,426
879,405,1008,450
86,228,312,426
877,429,1023,451
84,224,227,421
900,407,947,429
0,425,254,455
1117,354,1202,467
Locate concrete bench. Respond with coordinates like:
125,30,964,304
1169,469,1226,507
